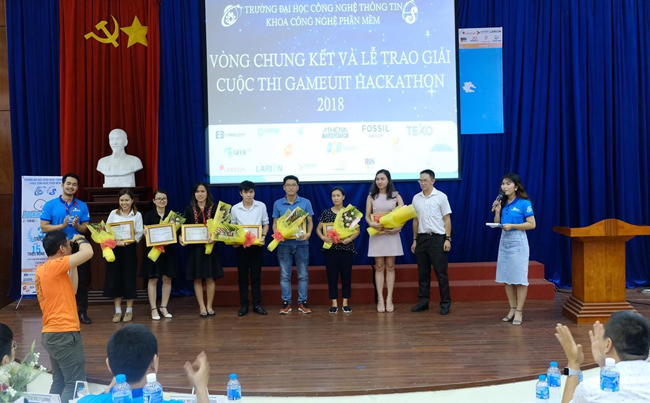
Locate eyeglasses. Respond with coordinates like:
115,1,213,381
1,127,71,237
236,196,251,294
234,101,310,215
154,198,167,202
11,340,17,350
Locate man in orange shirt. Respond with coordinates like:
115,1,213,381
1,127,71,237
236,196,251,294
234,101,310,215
36,231,94,402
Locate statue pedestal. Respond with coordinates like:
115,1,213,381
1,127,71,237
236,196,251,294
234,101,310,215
85,187,151,293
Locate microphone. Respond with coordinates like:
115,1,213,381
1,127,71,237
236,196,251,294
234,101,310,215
491,191,505,212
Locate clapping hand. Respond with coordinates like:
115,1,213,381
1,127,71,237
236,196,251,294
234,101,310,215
184,351,210,390
554,323,584,368
589,321,606,367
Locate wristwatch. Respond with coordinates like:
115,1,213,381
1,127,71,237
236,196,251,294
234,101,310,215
445,236,451,242
563,367,582,377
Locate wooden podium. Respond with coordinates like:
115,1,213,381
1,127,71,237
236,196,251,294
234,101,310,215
553,219,650,324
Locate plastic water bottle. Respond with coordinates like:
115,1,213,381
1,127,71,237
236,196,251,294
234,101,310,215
227,373,241,401
112,374,133,403
536,375,550,402
76,384,87,398
143,373,163,403
600,358,620,392
546,361,562,402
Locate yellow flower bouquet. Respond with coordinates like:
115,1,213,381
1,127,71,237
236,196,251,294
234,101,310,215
323,205,362,249
267,207,309,252
367,205,418,236
87,221,116,262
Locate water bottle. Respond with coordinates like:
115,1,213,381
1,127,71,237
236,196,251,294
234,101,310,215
546,361,562,402
112,374,133,403
143,373,163,403
76,384,86,398
227,373,241,401
600,358,620,392
536,375,550,402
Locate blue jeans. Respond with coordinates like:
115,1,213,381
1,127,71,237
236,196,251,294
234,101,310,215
277,244,309,304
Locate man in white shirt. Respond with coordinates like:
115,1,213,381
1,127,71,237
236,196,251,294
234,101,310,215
230,181,270,316
555,311,650,403
410,169,452,315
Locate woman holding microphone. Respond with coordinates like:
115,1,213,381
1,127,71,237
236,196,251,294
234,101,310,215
492,173,536,326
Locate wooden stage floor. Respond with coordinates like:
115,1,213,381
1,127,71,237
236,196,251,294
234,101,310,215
2,290,650,396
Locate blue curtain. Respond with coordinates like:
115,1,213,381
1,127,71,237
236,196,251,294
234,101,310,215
7,0,61,299
158,0,650,291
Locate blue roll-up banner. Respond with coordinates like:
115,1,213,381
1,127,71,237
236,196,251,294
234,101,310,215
459,28,504,135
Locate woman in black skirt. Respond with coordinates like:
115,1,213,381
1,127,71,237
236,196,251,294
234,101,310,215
105,189,143,323
181,182,224,317
142,189,178,320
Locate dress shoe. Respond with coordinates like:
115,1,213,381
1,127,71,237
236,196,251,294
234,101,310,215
238,306,249,316
79,312,92,324
123,312,133,322
112,313,122,323
411,302,429,312
252,305,268,315
440,305,451,315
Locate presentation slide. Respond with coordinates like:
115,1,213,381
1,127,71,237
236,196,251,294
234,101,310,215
205,0,459,184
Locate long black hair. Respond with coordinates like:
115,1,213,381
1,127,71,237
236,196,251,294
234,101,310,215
369,169,397,200
190,182,214,207
499,173,531,209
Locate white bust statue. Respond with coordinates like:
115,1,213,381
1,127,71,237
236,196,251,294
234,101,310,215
96,129,144,188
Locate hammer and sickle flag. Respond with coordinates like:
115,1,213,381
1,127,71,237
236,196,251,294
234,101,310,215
84,15,148,48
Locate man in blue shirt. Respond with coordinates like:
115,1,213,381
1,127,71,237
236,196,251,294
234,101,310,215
272,175,314,314
78,325,211,403
40,173,92,324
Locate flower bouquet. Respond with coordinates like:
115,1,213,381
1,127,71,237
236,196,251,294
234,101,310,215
0,341,47,403
213,223,246,245
204,201,233,254
367,205,418,236
267,207,309,252
323,205,362,249
147,211,186,262
87,221,116,262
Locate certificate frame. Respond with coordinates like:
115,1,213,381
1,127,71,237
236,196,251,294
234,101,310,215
145,223,178,247
181,224,210,244
321,222,334,237
287,220,308,240
242,225,263,245
108,221,135,242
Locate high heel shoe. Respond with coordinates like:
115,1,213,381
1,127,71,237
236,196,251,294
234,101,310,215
151,308,161,321
512,309,523,326
386,298,394,313
377,297,386,313
159,306,172,318
502,307,516,322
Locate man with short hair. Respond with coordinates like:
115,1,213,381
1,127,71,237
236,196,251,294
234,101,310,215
78,325,211,403
231,180,270,316
36,231,94,402
555,311,650,402
0,323,16,365
272,175,314,314
411,169,453,315
40,173,93,324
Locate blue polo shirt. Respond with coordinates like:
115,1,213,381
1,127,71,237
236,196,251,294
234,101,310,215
500,198,534,225
272,195,313,246
40,196,90,239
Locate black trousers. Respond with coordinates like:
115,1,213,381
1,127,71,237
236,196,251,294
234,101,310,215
72,243,89,313
415,234,451,308
235,245,263,306
324,249,353,299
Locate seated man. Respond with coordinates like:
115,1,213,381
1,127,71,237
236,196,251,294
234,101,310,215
79,324,210,403
555,311,650,402
0,323,16,365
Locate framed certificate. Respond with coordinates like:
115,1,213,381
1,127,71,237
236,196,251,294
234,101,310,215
145,223,177,247
288,220,308,240
242,225,263,245
321,222,334,237
108,221,135,242
182,224,210,244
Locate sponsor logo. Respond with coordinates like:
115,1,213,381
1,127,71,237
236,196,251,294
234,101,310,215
216,131,245,139
219,165,245,173
255,165,283,173
407,124,434,136
526,206,533,213
511,207,521,212
298,163,317,171
361,124,390,133
364,158,375,170
327,142,343,155
322,127,349,139
258,127,280,137
224,147,250,158
215,131,224,139
285,144,293,157
222,5,242,27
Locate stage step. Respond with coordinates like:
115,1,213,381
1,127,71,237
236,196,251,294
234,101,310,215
88,261,555,305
